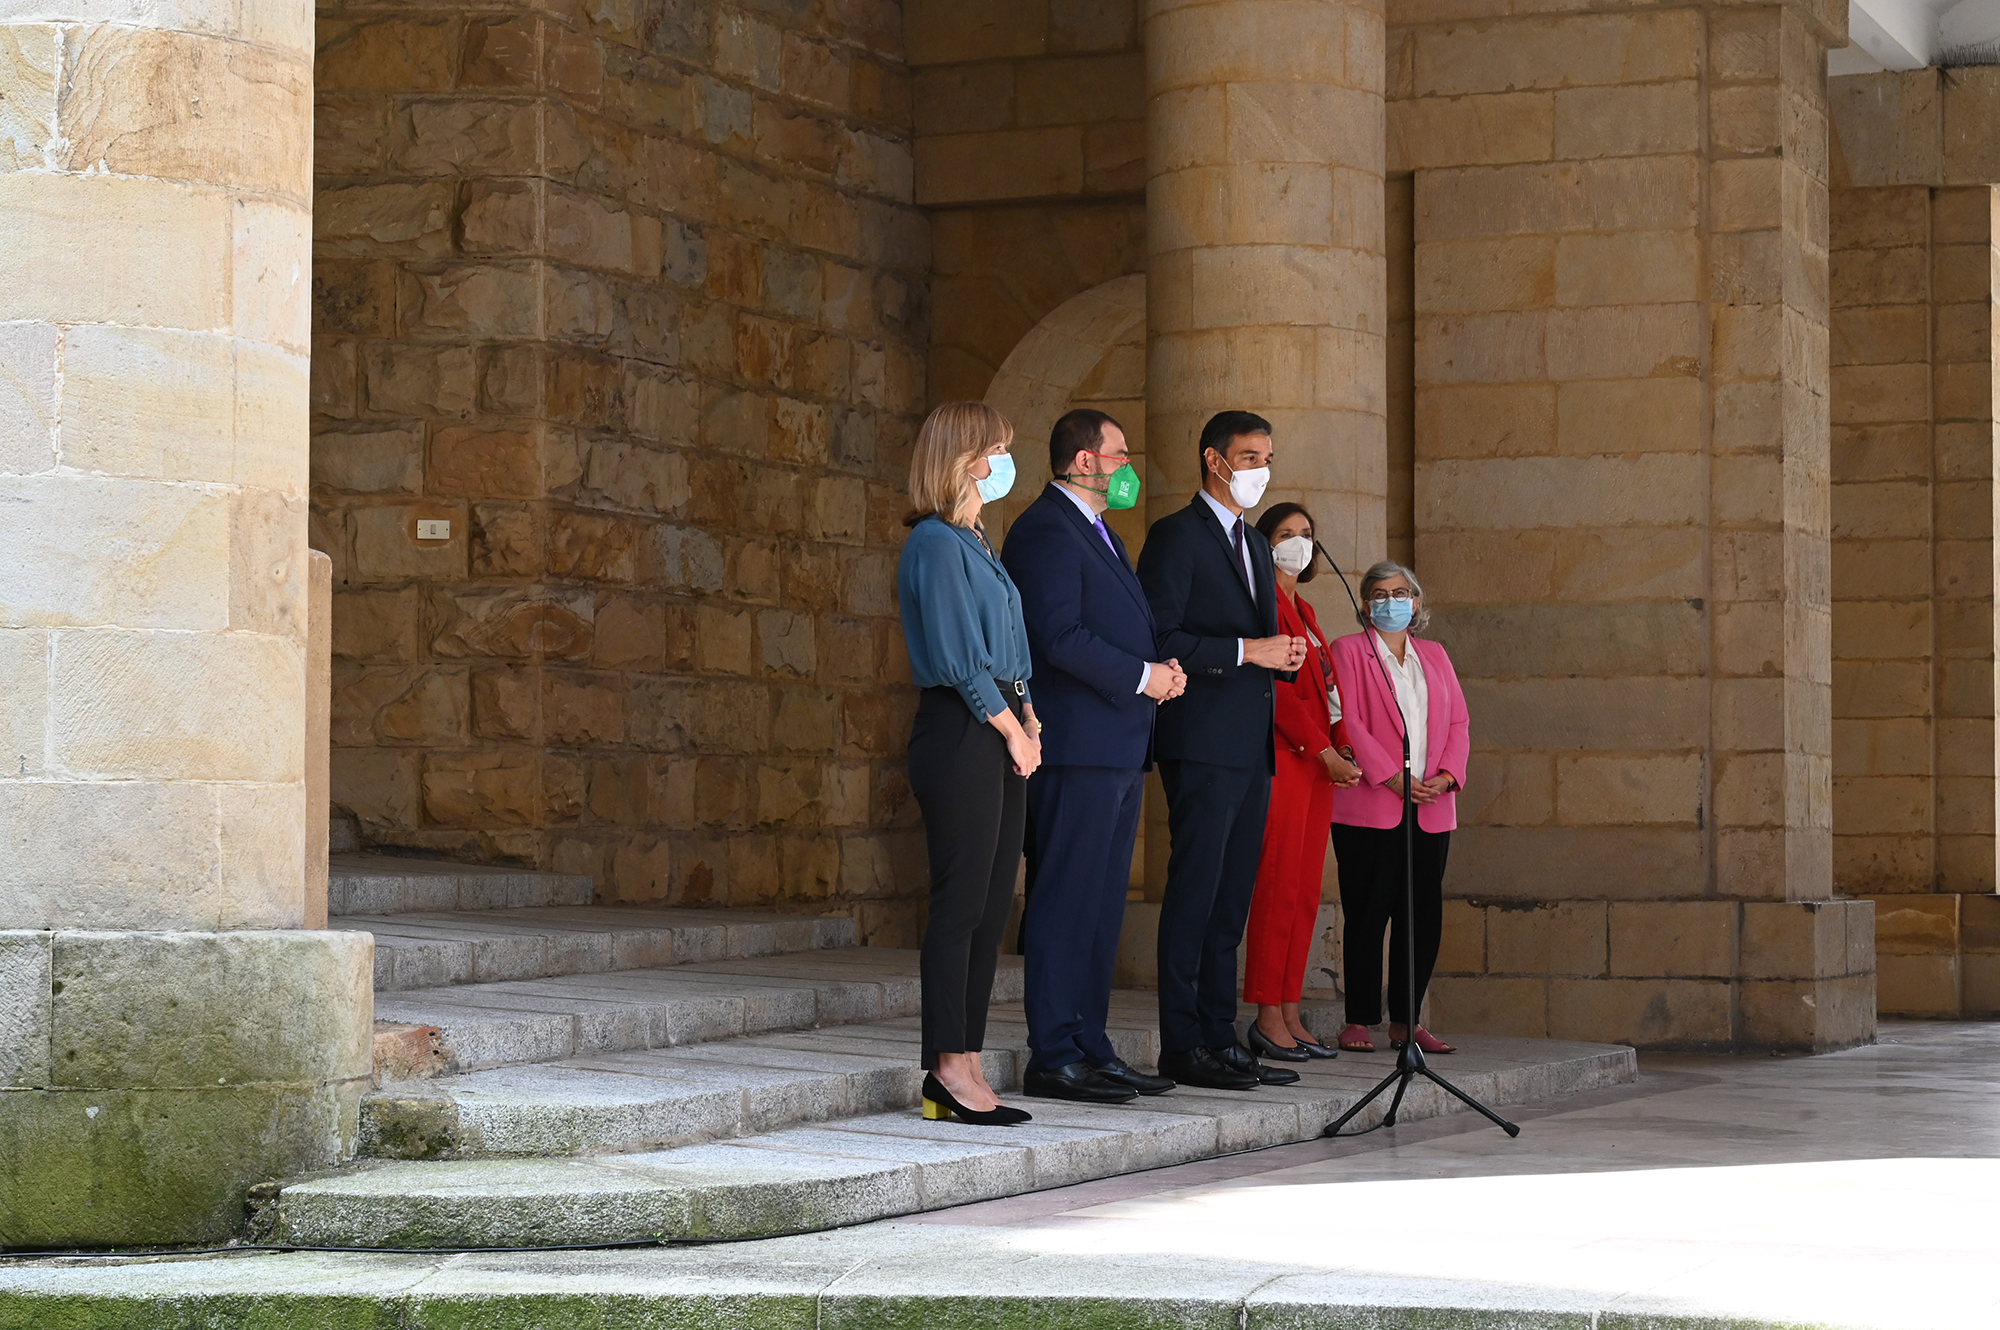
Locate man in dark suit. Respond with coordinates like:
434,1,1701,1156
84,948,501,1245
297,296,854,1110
1003,409,1187,1103
1135,410,1308,1091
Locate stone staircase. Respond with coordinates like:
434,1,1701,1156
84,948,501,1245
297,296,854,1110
276,856,1638,1248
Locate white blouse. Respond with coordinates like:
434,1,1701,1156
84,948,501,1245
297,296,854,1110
1369,630,1430,778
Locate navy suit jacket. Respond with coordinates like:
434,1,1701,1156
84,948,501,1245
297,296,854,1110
1001,485,1157,771
1136,495,1282,773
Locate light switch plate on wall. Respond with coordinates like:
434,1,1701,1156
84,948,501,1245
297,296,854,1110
416,519,451,541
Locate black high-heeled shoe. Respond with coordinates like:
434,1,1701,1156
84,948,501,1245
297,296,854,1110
922,1073,1030,1125
1246,1022,1312,1062
1293,1033,1340,1059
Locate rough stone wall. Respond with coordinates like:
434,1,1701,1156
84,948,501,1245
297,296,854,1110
1826,68,2000,1016
310,0,934,940
1397,0,1874,1050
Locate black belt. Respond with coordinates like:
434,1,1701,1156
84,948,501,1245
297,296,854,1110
996,678,1026,697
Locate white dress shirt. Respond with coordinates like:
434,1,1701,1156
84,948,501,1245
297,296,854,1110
1196,488,1252,666
1054,482,1152,695
1370,629,1430,779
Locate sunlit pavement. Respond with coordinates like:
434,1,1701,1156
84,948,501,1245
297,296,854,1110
5,1022,1997,1328
898,1020,2000,1326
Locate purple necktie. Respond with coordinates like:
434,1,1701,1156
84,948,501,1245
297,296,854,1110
1093,516,1116,553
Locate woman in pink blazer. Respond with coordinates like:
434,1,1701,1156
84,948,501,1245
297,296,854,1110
1327,561,1469,1055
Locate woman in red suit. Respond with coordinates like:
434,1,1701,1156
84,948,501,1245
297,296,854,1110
1328,560,1470,1055
1243,503,1362,1061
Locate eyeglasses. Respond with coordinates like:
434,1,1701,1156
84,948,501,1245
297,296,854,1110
1365,589,1414,603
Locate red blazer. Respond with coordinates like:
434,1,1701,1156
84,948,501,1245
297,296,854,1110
1274,589,1350,770
1329,632,1470,833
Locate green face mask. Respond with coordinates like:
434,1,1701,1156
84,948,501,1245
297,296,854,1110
1100,463,1140,510
1067,457,1141,510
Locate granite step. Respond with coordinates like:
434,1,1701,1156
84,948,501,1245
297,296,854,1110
279,1028,1637,1247
343,905,857,992
371,949,1024,1076
359,1006,1142,1162
330,854,594,916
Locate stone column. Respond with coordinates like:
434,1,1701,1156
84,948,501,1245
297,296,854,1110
0,4,371,1243
1827,67,2000,1017
1142,0,1387,564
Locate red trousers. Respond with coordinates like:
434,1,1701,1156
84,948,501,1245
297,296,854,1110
1243,748,1336,1005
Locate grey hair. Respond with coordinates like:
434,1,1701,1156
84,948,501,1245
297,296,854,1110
1356,559,1432,632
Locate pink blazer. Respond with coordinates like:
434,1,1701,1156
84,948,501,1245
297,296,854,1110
1329,632,1470,833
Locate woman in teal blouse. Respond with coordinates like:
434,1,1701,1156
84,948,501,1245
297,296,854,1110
896,400,1042,1127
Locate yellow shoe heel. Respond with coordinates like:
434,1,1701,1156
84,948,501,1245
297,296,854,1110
922,1097,951,1121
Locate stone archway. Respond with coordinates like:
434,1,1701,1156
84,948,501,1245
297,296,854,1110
979,274,1146,548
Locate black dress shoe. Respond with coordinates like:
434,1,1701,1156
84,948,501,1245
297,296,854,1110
1092,1057,1175,1096
1157,1047,1259,1090
1024,1061,1138,1103
1246,1022,1312,1062
1213,1041,1301,1086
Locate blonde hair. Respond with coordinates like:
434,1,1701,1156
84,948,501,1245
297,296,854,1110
906,401,1014,528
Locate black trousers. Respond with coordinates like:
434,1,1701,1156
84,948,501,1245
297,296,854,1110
1332,812,1450,1026
909,686,1026,1070
1156,758,1272,1055
1022,764,1145,1072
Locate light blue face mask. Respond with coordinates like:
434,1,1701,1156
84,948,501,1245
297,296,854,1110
1369,596,1414,633
975,453,1016,503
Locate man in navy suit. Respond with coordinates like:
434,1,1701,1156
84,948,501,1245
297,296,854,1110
1136,410,1308,1091
1003,410,1187,1103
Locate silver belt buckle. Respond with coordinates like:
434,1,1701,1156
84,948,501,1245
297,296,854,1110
1006,679,1025,697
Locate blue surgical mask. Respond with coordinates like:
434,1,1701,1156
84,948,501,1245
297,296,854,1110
975,453,1016,503
1370,597,1414,632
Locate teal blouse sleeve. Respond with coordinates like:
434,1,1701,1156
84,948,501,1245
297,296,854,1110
898,522,1011,721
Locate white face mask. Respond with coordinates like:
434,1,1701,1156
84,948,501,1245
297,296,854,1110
1271,535,1313,576
1222,461,1269,509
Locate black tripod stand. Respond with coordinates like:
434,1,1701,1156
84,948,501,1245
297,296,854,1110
1311,547,1518,1140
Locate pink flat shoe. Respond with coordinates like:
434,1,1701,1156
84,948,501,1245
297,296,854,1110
1337,1024,1375,1052
1395,1027,1454,1055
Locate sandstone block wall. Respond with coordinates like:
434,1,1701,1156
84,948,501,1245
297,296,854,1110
1827,68,2000,1017
1,0,315,929
1398,0,1873,1049
908,0,1147,411
311,0,935,939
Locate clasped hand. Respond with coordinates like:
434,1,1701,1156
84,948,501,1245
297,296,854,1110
1142,659,1188,703
1244,634,1308,670
1386,771,1454,804
1319,745,1363,788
